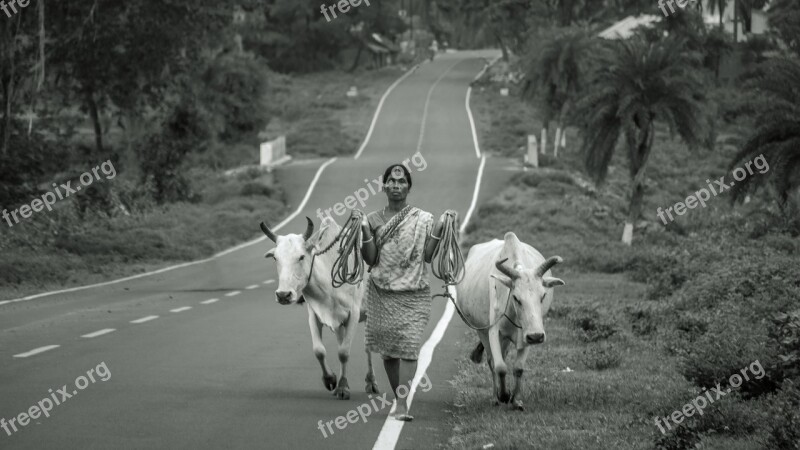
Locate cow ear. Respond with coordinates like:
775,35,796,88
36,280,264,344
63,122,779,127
542,277,565,288
490,274,513,289
264,248,276,259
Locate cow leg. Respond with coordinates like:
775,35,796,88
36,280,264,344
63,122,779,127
488,324,510,403
332,310,358,400
509,342,530,411
308,307,336,391
365,349,380,394
476,333,498,405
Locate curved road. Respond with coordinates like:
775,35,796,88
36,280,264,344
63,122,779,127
0,50,505,450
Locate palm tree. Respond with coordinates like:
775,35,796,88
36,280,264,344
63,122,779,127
572,37,711,245
521,27,592,156
729,57,800,220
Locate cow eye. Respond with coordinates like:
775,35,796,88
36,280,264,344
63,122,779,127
299,255,305,261
512,295,521,304
541,294,546,303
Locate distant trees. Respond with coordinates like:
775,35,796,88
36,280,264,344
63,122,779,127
521,27,592,156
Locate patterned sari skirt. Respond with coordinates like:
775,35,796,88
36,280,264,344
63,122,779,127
365,279,432,360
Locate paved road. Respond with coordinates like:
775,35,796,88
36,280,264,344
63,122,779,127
0,51,505,450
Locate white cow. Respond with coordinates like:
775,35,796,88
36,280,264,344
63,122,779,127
455,232,564,410
260,216,379,400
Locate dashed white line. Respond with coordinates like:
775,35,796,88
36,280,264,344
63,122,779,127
245,284,259,290
0,300,10,306
263,280,275,285
81,328,116,339
130,315,159,324
225,291,241,297
201,298,219,305
170,306,192,313
13,345,60,358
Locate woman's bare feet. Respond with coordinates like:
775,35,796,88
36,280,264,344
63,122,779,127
393,400,413,421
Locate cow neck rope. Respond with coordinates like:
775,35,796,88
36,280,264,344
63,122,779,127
431,211,521,330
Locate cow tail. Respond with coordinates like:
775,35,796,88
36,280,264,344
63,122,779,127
469,341,484,364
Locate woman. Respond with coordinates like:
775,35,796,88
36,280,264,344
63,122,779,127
360,163,444,421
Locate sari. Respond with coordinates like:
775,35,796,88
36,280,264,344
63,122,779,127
364,206,434,360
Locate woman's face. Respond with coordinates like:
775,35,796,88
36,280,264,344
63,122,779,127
384,168,410,202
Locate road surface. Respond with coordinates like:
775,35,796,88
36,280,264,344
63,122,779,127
0,50,511,450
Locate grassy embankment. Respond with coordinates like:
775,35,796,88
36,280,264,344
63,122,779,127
443,77,799,449
0,68,407,300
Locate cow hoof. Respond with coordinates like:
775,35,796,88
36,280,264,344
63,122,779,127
512,400,525,411
498,392,511,404
323,374,337,391
493,400,501,406
365,382,380,394
334,377,350,400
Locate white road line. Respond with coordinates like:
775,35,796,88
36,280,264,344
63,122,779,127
225,291,241,297
130,315,159,324
466,88,481,159
170,306,192,313
245,284,259,290
372,61,491,449
0,300,10,306
13,345,60,358
81,328,116,339
201,298,219,305
263,280,275,285
415,60,464,155
354,64,420,160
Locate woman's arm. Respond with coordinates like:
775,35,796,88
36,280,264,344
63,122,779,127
423,215,444,264
361,215,378,266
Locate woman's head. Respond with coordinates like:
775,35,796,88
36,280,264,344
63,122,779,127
383,164,412,201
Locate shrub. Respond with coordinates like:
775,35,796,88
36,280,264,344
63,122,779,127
764,381,800,450
571,306,618,342
625,304,659,337
240,182,274,197
677,312,779,397
581,342,622,370
653,415,702,450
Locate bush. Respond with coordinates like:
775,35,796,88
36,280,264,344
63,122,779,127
764,381,800,450
677,313,779,397
571,306,618,342
581,342,622,370
240,182,274,197
653,415,702,450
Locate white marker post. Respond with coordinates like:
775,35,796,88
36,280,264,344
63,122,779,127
527,135,539,168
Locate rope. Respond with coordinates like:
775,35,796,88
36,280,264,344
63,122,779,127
430,210,522,330
329,210,366,288
430,210,465,285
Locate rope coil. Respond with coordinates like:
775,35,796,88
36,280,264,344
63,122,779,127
328,210,366,288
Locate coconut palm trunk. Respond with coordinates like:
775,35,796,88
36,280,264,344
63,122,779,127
622,116,655,245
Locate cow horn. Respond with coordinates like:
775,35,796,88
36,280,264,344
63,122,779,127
535,256,563,278
260,222,277,243
495,258,521,280
303,216,314,241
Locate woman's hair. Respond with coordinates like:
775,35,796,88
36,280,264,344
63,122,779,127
383,164,412,189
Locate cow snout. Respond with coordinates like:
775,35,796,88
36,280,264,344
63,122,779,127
525,332,545,344
275,290,293,304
